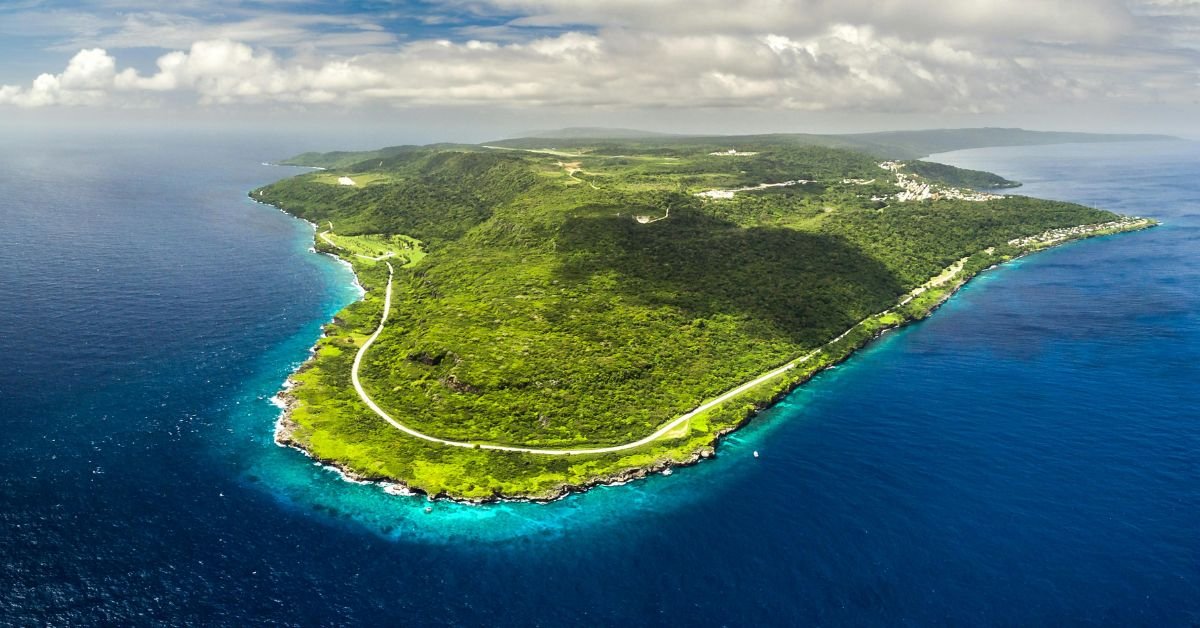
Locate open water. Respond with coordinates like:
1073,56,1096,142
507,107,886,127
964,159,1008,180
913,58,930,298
1,131,1197,625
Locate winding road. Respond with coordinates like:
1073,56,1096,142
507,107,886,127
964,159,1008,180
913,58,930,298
322,202,1137,456
344,219,1134,455
348,257,951,455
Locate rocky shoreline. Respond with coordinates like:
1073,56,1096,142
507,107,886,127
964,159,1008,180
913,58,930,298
270,215,1157,505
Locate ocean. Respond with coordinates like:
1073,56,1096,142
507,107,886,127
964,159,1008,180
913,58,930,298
1,131,1197,625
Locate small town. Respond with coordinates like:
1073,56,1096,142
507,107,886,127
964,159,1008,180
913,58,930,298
879,161,1007,203
1007,217,1153,247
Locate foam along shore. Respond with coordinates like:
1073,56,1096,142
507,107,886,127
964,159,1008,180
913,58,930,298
270,210,1157,503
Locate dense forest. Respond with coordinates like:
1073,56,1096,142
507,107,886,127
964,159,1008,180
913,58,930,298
256,134,1147,500
902,160,1020,189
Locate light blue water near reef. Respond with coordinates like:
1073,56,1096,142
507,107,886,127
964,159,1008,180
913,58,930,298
1,132,1197,625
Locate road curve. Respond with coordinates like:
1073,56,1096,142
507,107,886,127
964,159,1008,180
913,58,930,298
340,220,1130,456
350,263,822,455
352,247,985,454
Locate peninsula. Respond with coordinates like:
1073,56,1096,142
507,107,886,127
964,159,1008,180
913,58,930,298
256,128,1161,502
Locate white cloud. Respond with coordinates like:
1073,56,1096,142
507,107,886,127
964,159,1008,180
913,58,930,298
115,40,387,105
52,11,400,53
476,0,1135,43
59,47,116,89
0,48,116,107
0,5,399,53
2,1,1199,114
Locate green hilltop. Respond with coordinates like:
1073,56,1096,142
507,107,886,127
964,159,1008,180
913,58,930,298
255,129,1157,501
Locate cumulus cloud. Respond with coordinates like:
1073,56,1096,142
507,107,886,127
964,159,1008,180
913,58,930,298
0,41,388,107
2,0,1199,113
0,29,1070,111
113,40,386,105
483,0,1136,43
0,48,116,107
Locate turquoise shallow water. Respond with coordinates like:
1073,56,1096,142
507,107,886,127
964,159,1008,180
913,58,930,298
1,133,1197,624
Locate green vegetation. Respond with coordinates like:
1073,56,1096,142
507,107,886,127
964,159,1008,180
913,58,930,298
281,144,469,169
902,160,1020,189
256,131,1155,501
308,172,396,187
320,231,426,265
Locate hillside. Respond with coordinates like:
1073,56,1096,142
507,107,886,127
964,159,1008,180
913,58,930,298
484,127,1176,159
254,137,1153,501
521,126,679,140
903,160,1020,189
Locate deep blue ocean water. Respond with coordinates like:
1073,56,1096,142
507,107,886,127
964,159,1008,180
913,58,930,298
1,132,1197,625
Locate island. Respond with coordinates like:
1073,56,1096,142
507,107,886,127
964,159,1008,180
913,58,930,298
253,128,1161,502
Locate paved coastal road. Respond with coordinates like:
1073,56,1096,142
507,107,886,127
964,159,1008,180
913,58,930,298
350,262,828,455
336,216,1133,455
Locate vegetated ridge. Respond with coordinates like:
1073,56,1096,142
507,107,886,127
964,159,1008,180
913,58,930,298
479,126,1177,159
255,128,1158,501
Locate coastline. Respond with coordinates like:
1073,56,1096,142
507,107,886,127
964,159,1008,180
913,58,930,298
266,201,1157,503
251,196,368,296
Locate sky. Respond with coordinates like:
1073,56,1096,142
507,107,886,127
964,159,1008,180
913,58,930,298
1,0,1198,143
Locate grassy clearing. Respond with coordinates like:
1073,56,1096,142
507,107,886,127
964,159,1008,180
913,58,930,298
321,232,426,266
310,172,394,187
322,232,394,257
